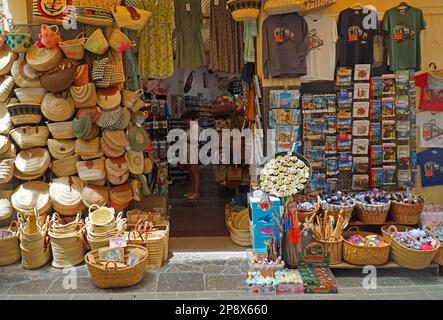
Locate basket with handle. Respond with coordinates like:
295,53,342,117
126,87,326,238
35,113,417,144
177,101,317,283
0,220,21,266
134,218,166,268
355,200,390,224
431,223,443,266
84,244,148,289
295,196,321,224
321,201,355,222
87,204,116,233
389,200,424,225
58,33,87,60
342,226,391,265
384,225,440,269
314,236,343,265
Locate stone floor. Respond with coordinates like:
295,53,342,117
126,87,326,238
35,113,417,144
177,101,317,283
1,245,443,300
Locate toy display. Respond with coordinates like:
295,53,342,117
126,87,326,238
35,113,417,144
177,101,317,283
345,234,389,247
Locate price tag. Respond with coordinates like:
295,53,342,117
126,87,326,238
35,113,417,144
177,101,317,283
109,237,127,248
186,3,191,11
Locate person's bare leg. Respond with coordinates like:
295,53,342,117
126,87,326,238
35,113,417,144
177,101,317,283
188,165,200,199
184,165,194,197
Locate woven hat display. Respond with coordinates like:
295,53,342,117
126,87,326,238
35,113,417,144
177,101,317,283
7,102,42,125
109,183,133,206
75,137,101,157
97,87,121,110
105,156,128,177
128,124,149,151
0,190,14,220
10,126,49,149
11,57,42,88
130,179,141,202
0,158,14,184
70,83,97,108
47,121,74,139
82,123,100,141
41,92,75,122
14,87,47,104
101,137,126,159
73,115,92,139
126,150,144,175
49,176,86,216
0,102,12,135
97,106,124,130
143,157,153,174
122,89,145,113
11,181,51,215
76,158,106,181
74,64,89,87
47,139,76,160
81,184,109,207
117,107,131,130
40,59,79,93
51,155,79,177
76,106,101,123
84,29,109,55
0,143,16,160
26,45,63,72
0,76,16,102
0,135,10,155
0,49,18,76
15,147,51,178
108,170,129,185
102,130,128,149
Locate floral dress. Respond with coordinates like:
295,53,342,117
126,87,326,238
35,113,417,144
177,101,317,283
138,0,175,79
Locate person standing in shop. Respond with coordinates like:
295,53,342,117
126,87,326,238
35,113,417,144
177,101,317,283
182,111,201,200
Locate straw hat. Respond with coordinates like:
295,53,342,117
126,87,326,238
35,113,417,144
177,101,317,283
0,158,14,184
76,106,101,123
41,92,75,122
87,178,106,186
125,150,144,175
143,157,154,174
51,155,79,177
14,87,47,104
75,137,101,157
76,158,106,181
73,115,92,139
81,184,109,207
26,45,63,72
97,87,121,110
49,176,85,216
101,137,126,159
47,121,74,139
15,147,51,177
109,183,133,206
0,190,14,220
10,126,49,150
0,49,18,76
11,56,42,88
7,103,42,125
0,102,12,135
70,83,97,108
47,139,76,160
128,124,149,152
105,156,128,176
102,130,128,149
11,181,52,215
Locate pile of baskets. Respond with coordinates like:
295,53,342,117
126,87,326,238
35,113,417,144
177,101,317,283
225,205,251,247
48,213,87,268
85,205,127,251
355,200,391,225
342,227,391,266
382,225,440,269
85,244,148,289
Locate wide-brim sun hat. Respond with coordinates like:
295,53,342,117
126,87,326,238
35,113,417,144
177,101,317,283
41,92,75,122
11,181,52,215
81,184,109,207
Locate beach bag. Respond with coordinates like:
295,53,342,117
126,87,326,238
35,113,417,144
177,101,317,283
76,158,106,181
40,59,79,93
112,5,152,30
38,24,62,49
107,28,135,52
84,29,109,55
59,33,87,60
70,83,98,108
26,45,63,72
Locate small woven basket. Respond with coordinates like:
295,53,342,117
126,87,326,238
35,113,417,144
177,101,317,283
321,201,355,221
315,236,343,265
355,200,390,224
342,227,391,265
389,201,424,225
58,33,87,60
85,245,148,289
0,221,21,266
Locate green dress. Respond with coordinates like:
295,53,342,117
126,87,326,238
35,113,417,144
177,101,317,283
174,0,206,69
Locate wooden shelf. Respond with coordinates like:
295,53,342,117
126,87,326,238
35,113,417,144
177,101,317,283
330,261,440,275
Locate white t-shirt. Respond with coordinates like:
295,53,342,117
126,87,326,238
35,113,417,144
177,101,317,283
302,14,338,81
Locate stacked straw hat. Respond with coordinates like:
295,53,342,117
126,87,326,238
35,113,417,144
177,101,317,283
105,156,129,185
14,148,51,180
49,176,85,216
11,181,52,216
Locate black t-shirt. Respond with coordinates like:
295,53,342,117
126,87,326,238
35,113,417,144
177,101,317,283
337,8,378,67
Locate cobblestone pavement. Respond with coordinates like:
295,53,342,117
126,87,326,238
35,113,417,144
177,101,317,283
1,251,443,300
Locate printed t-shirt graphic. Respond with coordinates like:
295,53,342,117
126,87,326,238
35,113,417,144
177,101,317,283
416,72,443,112
273,27,295,46
418,148,443,187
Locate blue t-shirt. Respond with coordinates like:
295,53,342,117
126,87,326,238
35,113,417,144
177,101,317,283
418,148,443,187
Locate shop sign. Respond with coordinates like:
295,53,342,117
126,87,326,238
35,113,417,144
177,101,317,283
303,0,336,13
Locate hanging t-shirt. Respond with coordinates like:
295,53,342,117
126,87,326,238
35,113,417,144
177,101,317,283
418,148,443,187
302,14,338,81
336,8,378,68
382,5,426,72
416,71,443,112
262,13,309,78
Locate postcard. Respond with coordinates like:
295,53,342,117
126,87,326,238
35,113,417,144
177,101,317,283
325,136,337,154
397,145,411,167
370,122,382,143
353,157,369,174
370,100,382,120
278,109,292,125
382,74,396,96
370,76,383,97
338,153,353,170
337,89,353,106
370,167,383,188
336,67,353,86
353,101,370,118
352,120,370,136
354,64,371,81
395,95,409,116
382,120,396,140
383,165,397,185
397,170,412,189
326,157,338,175
302,94,314,111
370,145,383,166
354,83,370,100
337,133,352,152
382,97,395,117
353,139,369,155
382,143,397,163
396,120,410,141
352,174,369,191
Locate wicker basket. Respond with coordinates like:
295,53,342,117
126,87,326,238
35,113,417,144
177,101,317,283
145,232,165,269
157,220,170,262
342,227,391,265
383,225,440,269
85,245,148,289
321,201,355,221
294,196,320,223
0,221,21,266
389,201,424,225
355,200,390,224
315,236,343,265
87,204,116,233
